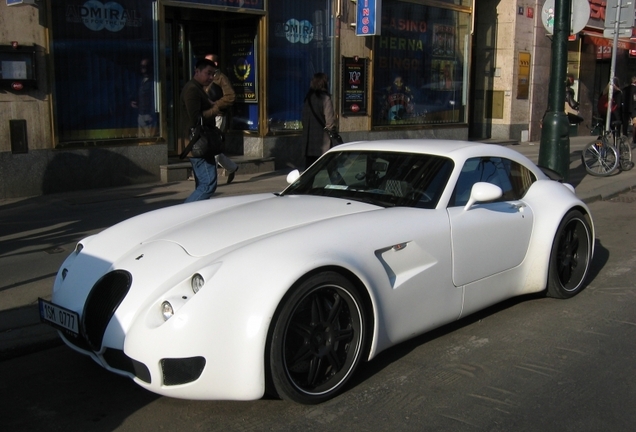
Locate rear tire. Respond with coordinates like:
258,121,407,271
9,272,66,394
546,211,592,299
269,272,366,404
618,137,633,171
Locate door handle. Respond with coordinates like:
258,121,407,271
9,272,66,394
511,202,526,211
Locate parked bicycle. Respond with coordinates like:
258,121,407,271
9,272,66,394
581,117,633,176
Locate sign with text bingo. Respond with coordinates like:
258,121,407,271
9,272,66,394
356,0,382,36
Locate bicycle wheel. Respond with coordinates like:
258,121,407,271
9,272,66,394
618,137,634,171
581,138,618,176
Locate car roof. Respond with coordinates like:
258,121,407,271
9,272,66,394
334,139,540,167
332,139,510,157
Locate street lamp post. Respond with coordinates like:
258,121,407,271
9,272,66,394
539,0,572,181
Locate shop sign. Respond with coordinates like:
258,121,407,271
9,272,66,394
341,56,368,115
356,0,382,36
229,29,258,103
65,1,142,32
172,0,264,12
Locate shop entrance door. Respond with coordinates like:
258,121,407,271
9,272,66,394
164,7,259,156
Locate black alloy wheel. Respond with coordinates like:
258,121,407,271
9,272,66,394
269,272,366,404
546,210,593,299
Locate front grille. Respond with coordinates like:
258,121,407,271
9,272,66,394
103,348,151,383
161,357,206,386
82,270,132,351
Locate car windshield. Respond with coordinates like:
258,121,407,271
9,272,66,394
282,151,454,208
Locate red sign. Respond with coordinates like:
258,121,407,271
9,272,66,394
11,82,24,91
527,7,534,19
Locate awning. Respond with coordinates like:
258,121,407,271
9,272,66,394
582,29,635,50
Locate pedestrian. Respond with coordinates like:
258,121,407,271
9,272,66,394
598,77,622,130
130,57,157,137
204,53,239,184
622,76,636,140
181,58,219,203
301,72,336,168
564,73,583,124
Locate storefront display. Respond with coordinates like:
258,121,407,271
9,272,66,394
372,1,470,127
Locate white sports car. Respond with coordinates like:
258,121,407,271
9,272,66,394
39,140,594,404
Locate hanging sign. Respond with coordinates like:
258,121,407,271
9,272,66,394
341,56,368,116
356,0,382,36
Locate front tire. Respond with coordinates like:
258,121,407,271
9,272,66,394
581,138,618,176
546,210,592,299
269,272,366,404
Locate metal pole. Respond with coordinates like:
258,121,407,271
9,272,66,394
605,0,623,133
539,0,572,180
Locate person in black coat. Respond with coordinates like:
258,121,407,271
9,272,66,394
301,73,335,168
622,76,636,140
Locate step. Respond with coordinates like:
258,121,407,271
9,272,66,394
160,156,275,183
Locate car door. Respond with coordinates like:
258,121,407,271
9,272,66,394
447,156,536,287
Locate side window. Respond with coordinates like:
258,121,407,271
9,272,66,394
451,157,536,206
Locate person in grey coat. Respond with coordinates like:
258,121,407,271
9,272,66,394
301,72,335,168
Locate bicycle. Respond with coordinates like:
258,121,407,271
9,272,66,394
581,117,633,176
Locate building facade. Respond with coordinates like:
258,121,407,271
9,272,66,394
0,0,633,199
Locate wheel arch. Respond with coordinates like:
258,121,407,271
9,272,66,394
520,182,595,294
263,265,377,397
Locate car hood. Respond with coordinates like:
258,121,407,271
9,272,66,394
89,194,379,259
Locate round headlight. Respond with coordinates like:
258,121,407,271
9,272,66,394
161,301,174,321
191,273,205,294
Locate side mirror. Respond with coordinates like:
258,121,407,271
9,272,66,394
463,182,503,211
286,169,300,184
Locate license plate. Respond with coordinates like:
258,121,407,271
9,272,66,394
38,298,79,335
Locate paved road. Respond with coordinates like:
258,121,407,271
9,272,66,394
2,192,635,431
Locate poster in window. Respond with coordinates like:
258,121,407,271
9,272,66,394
341,56,368,116
229,29,258,104
373,1,466,126
51,0,156,142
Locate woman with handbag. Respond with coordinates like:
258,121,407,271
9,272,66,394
301,73,337,168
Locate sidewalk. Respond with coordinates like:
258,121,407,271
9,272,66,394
2,136,635,361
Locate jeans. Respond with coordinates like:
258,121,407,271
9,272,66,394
185,157,217,203
216,152,238,173
214,115,238,173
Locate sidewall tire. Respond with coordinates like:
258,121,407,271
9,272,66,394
268,272,367,404
546,210,592,299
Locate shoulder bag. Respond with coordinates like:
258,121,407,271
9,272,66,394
179,116,224,160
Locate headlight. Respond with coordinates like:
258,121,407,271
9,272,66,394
161,301,174,321
191,273,205,294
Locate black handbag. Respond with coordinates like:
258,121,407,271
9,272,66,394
180,117,224,160
327,129,344,146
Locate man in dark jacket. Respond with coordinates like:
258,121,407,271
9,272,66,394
180,58,218,202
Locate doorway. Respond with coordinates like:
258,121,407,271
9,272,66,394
164,6,260,155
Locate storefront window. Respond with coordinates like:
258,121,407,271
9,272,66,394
373,1,470,127
51,1,158,144
267,0,335,131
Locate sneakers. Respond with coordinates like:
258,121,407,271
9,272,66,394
227,166,238,184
